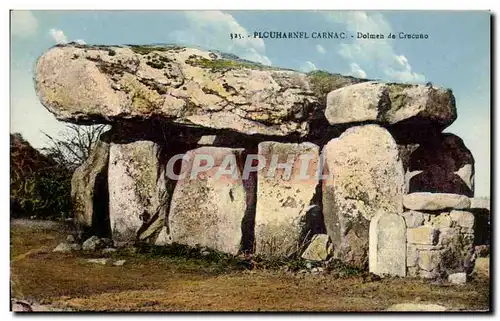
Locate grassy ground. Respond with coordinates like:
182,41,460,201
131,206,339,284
10,220,491,312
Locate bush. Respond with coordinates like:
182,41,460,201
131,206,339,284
10,134,72,219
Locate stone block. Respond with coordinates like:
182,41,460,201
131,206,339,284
369,212,406,277
407,226,439,245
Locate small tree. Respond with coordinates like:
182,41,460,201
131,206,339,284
42,124,108,170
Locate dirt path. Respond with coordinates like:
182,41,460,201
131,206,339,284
10,218,72,230
10,221,491,312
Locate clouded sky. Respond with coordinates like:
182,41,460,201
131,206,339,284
10,10,491,196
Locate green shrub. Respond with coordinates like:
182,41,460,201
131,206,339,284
10,134,72,219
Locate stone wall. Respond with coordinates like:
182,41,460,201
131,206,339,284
403,193,476,278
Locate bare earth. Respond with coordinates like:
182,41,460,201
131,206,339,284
10,220,490,312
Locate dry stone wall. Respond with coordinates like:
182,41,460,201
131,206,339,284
403,193,478,278
35,44,489,280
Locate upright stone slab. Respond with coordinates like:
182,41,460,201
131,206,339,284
322,124,405,269
108,139,166,242
71,130,111,235
255,142,320,257
369,212,406,277
168,147,254,254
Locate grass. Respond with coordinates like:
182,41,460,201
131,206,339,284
129,45,185,55
10,221,491,312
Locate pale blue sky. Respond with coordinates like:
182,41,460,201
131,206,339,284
10,10,491,196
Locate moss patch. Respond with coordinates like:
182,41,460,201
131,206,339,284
186,56,259,70
129,45,185,55
386,83,415,111
307,70,363,105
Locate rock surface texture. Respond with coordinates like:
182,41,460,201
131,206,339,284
255,141,320,257
325,81,456,129
403,193,471,211
108,137,167,242
369,212,406,277
322,125,405,269
71,131,111,234
33,44,480,281
35,44,360,137
301,234,332,261
168,147,253,254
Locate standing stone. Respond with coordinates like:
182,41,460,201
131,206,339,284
474,257,489,278
369,212,406,277
322,125,405,269
71,131,110,234
108,139,166,242
168,147,253,254
255,142,320,257
407,134,475,197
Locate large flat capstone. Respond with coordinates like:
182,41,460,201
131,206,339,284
34,44,456,138
403,192,471,211
34,44,327,137
325,81,457,129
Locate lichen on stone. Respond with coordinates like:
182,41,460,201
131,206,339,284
307,70,363,105
386,82,416,111
118,74,164,112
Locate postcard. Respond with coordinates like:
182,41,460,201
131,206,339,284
10,10,491,312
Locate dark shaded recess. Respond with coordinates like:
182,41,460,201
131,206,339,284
240,171,257,254
154,133,200,238
237,145,259,254
91,170,111,238
406,133,474,197
111,119,205,241
80,130,112,239
386,117,444,145
300,182,326,251
302,106,345,146
472,208,491,246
